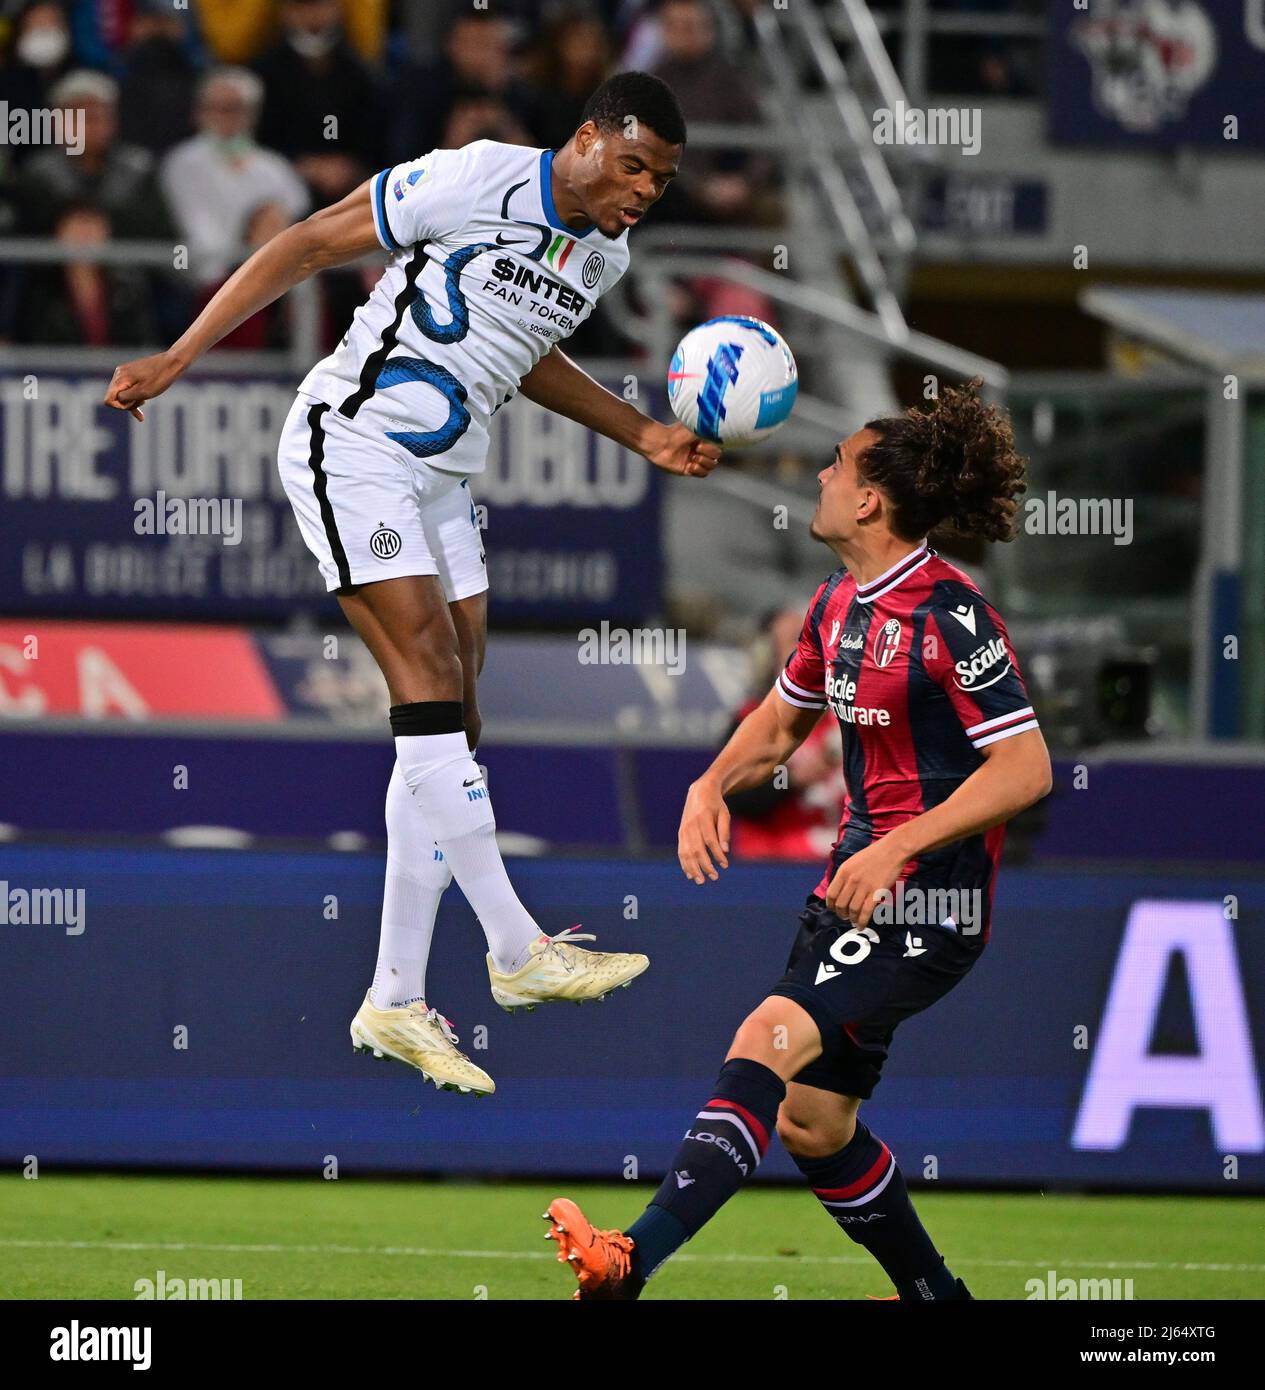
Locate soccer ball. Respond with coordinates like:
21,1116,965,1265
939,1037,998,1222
667,315,798,447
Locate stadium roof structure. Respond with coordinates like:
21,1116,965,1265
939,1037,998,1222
1080,287,1265,379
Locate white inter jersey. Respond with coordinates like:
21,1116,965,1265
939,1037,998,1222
299,140,631,476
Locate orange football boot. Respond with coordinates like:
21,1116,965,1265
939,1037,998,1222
866,1277,974,1301
543,1197,639,1300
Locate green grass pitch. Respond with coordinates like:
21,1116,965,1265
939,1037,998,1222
1,1174,1259,1300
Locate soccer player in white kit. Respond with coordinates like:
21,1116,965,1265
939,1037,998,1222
105,74,719,1096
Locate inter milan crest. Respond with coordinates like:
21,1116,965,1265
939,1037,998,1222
370,524,402,560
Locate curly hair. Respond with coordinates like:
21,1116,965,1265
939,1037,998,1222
858,380,1027,544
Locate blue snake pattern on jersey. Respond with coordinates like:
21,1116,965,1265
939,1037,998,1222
375,356,472,458
408,241,494,344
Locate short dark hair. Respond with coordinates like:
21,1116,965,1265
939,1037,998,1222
580,71,686,147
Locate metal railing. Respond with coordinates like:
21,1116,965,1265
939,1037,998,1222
615,248,1006,461
615,252,1006,543
788,0,917,258
750,2,908,340
0,237,336,377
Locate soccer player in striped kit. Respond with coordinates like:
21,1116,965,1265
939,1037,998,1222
104,74,719,1096
547,382,1052,1299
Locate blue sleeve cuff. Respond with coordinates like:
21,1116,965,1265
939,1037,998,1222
371,169,401,251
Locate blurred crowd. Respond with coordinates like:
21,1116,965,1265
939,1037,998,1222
0,0,776,352
0,0,1041,353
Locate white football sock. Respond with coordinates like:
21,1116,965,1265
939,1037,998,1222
394,730,541,973
369,761,452,1009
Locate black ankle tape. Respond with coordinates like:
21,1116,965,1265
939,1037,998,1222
389,701,465,737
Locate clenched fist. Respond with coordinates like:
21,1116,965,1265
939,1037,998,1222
103,350,188,421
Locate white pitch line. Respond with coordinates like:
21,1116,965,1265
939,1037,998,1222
0,1239,1260,1274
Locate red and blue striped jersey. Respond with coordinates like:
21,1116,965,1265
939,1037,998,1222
775,543,1038,938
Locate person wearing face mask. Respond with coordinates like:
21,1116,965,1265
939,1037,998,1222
250,0,386,348
13,0,71,71
160,68,310,299
0,1,73,155
252,0,384,206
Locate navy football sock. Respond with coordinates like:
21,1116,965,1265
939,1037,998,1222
627,1058,785,1285
793,1123,959,1301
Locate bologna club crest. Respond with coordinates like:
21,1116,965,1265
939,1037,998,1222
873,617,902,668
1071,0,1217,135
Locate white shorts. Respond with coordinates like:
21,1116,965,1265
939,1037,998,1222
277,392,488,601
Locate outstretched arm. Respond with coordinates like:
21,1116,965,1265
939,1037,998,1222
519,345,721,478
104,179,383,420
678,688,824,883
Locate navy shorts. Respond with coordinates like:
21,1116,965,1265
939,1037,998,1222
769,895,985,1099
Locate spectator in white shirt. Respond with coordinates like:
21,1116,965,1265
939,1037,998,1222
160,67,310,291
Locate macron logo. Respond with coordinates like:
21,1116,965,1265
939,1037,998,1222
675,1170,695,1188
948,604,977,635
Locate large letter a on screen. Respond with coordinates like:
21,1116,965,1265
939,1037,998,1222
1073,900,1264,1152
